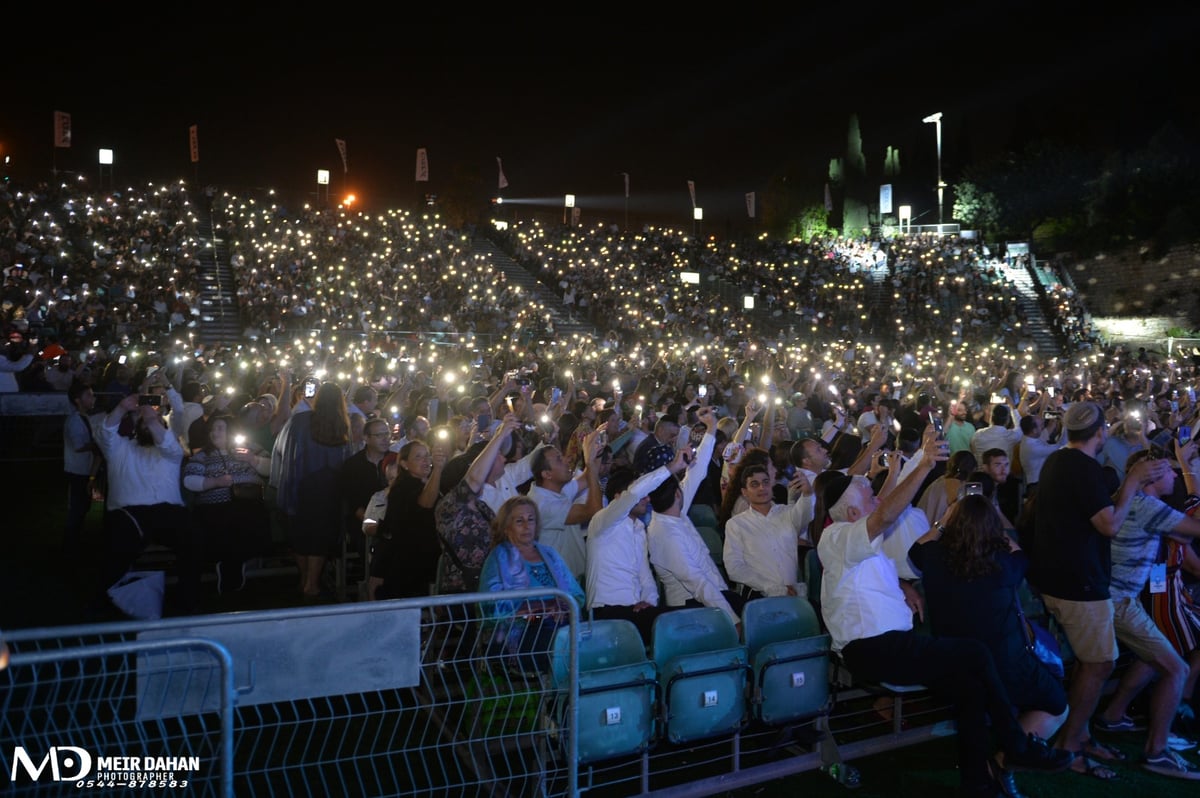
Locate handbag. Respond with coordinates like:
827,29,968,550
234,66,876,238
1014,591,1065,679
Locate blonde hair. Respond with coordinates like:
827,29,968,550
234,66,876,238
489,495,541,548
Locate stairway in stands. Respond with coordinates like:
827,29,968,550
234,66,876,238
1002,260,1062,356
863,257,894,341
471,235,597,340
192,200,242,346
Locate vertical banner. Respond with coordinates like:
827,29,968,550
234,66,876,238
622,172,630,198
53,111,72,148
824,183,833,212
497,157,508,190
879,183,893,215
415,148,429,182
687,180,696,208
189,125,200,163
335,139,348,174
745,192,756,219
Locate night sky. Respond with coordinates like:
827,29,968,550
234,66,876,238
3,8,1196,225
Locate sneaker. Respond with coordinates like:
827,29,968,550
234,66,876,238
1167,733,1197,752
1005,734,1076,772
1141,748,1200,780
1094,714,1146,732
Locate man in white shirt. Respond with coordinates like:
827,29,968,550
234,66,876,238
94,386,203,617
970,401,1024,463
63,380,101,552
646,408,743,629
479,427,547,513
722,462,814,599
586,455,687,644
818,427,1071,794
1017,414,1061,499
528,431,603,579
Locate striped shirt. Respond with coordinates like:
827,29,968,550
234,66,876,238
1110,492,1184,599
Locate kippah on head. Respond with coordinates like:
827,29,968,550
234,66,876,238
638,442,675,475
822,471,854,510
1063,401,1102,431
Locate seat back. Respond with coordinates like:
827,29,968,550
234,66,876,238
687,502,719,531
742,595,819,654
651,607,748,744
550,620,657,763
696,525,724,569
803,547,824,623
742,596,831,725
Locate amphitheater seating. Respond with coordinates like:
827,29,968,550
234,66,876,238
742,596,831,726
651,607,749,744
548,619,657,763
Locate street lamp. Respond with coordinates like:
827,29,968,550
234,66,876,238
564,194,575,227
317,169,330,206
693,206,703,239
922,112,944,230
98,148,113,190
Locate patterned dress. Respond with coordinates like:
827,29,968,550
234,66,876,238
433,478,494,592
1142,495,1200,658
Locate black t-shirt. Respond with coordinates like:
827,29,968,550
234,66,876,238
1029,447,1114,600
338,449,387,530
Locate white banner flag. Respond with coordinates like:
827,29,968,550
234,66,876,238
687,180,696,208
745,192,756,219
53,111,71,148
189,125,199,164
622,172,630,198
335,139,348,174
415,148,429,182
879,183,893,215
497,157,508,190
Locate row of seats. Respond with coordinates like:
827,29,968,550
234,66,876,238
545,596,832,764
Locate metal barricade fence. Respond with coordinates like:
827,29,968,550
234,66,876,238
3,637,236,796
3,592,954,797
3,590,581,798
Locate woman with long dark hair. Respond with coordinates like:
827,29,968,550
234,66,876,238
909,495,1068,789
274,381,353,600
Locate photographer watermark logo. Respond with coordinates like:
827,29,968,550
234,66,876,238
10,746,199,788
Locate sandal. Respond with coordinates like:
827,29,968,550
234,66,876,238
1069,753,1119,780
1083,736,1128,762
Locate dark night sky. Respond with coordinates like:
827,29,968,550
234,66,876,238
3,8,1196,225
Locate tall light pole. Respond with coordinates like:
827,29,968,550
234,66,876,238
922,112,944,231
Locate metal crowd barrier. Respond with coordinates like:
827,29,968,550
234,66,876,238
2,592,951,797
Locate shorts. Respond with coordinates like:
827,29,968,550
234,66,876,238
1041,594,1117,663
1113,596,1187,670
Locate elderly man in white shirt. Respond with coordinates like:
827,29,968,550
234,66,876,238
722,461,814,599
646,408,744,630
585,453,688,644
818,426,1072,795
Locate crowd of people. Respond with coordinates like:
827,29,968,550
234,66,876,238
5,177,1200,792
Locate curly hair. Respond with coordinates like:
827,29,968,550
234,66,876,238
940,494,1011,580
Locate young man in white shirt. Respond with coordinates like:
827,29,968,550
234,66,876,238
646,408,744,631
722,462,814,599
586,453,688,644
